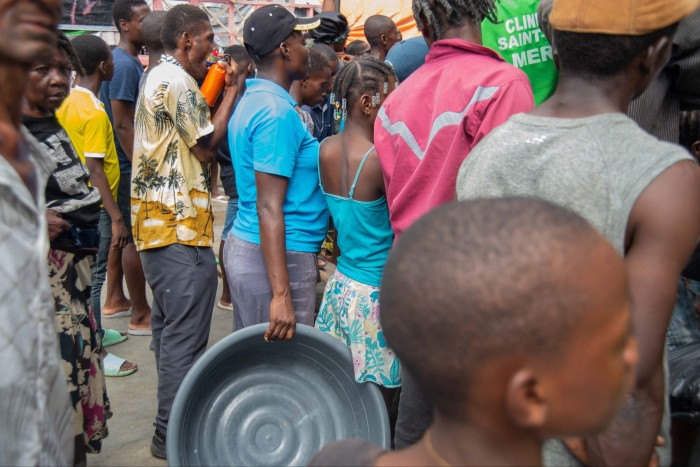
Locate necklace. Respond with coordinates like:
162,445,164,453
423,429,452,467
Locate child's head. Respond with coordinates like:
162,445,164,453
299,47,331,107
680,110,700,161
142,10,167,55
330,57,397,123
70,34,113,81
381,198,637,438
311,43,340,79
224,44,254,97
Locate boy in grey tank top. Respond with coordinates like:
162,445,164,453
456,0,700,465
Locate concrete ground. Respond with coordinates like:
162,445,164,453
89,198,334,466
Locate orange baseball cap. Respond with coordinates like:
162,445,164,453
550,0,700,35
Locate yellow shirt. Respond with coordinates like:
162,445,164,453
131,56,214,251
341,0,419,42
56,86,120,201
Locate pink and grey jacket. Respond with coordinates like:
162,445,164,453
375,38,534,238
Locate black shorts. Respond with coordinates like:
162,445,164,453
117,170,134,243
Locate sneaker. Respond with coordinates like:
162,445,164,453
150,429,167,459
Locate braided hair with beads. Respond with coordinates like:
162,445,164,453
412,0,499,42
330,57,397,122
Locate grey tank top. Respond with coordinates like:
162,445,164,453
456,112,693,255
457,112,689,467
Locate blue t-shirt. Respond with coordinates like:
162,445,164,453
229,78,328,253
99,47,143,173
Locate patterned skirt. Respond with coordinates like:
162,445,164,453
315,270,401,388
47,249,110,459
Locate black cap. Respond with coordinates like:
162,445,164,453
308,12,350,44
243,5,320,58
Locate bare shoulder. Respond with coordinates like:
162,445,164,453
319,134,343,161
626,159,700,252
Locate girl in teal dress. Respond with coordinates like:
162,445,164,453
315,58,400,407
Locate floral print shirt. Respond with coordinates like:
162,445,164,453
132,55,215,251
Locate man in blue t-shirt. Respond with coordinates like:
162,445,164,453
226,5,328,341
98,0,152,336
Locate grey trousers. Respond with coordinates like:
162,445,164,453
395,369,432,449
140,244,217,435
224,235,317,331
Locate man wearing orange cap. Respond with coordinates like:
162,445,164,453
456,0,700,465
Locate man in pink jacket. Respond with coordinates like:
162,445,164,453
374,0,534,448
374,0,534,239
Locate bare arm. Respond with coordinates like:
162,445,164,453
321,0,338,12
256,171,296,341
585,160,700,465
190,61,239,163
85,158,128,249
111,100,136,162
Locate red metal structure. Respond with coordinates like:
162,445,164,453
151,1,318,46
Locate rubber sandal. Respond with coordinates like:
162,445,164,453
103,308,132,319
217,299,233,311
103,329,128,347
103,353,137,377
127,327,152,336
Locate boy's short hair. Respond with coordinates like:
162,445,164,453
112,0,148,29
161,5,210,52
553,24,678,81
224,44,251,67
308,47,330,75
70,34,110,76
142,11,167,52
345,40,369,56
311,43,339,67
381,198,605,414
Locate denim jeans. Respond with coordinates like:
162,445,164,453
90,208,111,334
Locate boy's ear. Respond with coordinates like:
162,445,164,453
301,76,309,87
98,61,107,76
505,368,548,429
280,40,291,60
639,35,671,75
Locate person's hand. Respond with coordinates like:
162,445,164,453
46,209,71,241
264,293,296,341
222,59,239,92
111,219,129,249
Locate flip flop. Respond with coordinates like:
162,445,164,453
103,353,137,377
217,299,233,311
103,329,128,347
128,328,152,336
103,308,132,319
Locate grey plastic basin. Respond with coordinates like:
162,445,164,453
168,323,390,466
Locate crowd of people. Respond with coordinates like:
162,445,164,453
1,0,700,466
